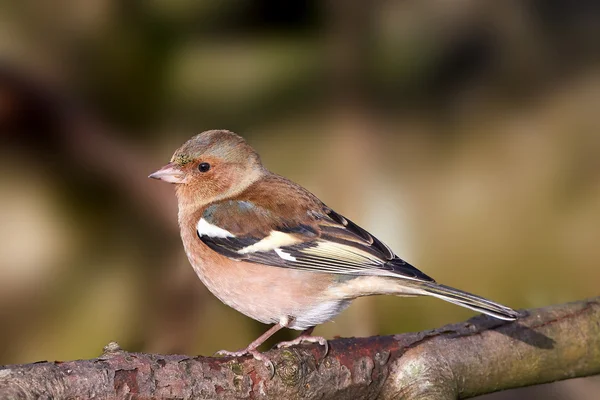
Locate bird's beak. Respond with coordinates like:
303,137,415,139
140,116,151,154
148,162,187,184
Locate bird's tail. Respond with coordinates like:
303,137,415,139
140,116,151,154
418,282,520,321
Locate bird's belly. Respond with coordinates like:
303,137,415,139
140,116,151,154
185,244,349,330
289,298,351,330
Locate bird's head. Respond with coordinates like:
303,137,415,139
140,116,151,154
149,130,266,207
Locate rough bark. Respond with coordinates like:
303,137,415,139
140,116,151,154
1,298,598,400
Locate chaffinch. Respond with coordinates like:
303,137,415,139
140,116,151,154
149,129,519,372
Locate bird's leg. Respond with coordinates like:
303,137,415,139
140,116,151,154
276,326,328,357
215,323,285,377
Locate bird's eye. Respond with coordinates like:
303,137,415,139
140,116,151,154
198,162,211,173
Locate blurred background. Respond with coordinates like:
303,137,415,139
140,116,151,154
1,1,599,398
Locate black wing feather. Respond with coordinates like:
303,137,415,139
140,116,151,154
197,201,435,282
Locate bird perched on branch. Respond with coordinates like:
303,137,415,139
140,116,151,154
149,129,519,373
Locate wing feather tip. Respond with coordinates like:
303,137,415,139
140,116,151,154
386,258,435,282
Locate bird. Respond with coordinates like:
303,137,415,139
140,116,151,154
149,129,520,373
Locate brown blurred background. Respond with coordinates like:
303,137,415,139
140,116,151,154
1,1,599,398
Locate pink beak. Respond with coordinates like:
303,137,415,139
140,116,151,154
148,162,186,184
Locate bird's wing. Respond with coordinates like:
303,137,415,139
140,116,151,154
197,200,434,282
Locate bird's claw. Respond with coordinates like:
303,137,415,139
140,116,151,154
248,349,275,378
276,335,329,358
214,348,275,379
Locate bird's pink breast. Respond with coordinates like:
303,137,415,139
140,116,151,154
180,216,349,330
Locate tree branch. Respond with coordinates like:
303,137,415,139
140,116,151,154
1,298,598,399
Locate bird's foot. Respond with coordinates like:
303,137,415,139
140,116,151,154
214,348,274,378
276,335,329,358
